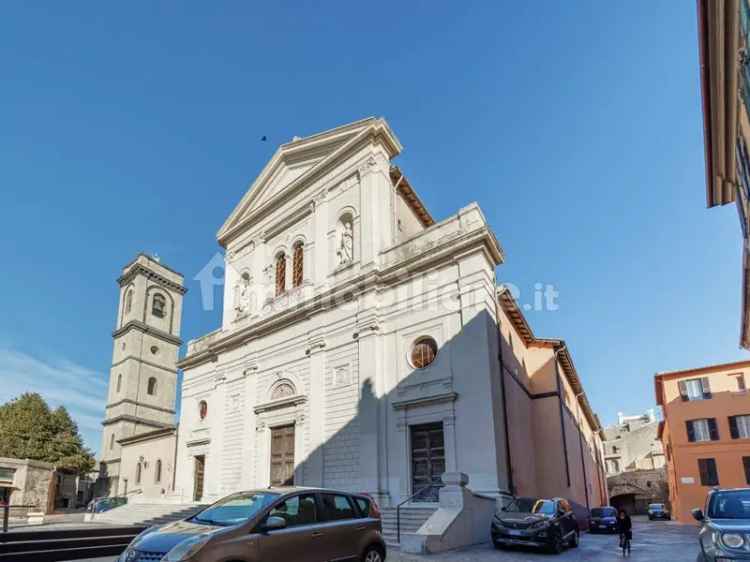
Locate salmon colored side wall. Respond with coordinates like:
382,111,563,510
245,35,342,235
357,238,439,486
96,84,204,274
658,362,750,522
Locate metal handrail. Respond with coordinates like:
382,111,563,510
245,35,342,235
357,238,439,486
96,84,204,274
396,485,436,544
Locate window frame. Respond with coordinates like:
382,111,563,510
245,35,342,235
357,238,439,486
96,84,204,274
698,458,719,486
409,337,438,370
679,377,711,401
686,418,719,443
319,492,357,522
292,242,304,288
151,293,166,318
275,253,286,297
266,493,319,529
729,414,750,439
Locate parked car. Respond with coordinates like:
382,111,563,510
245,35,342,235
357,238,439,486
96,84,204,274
491,497,579,554
693,488,750,562
87,496,127,513
117,487,386,562
647,503,670,521
589,506,618,533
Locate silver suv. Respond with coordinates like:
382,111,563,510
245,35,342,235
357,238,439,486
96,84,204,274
693,488,750,562
118,487,386,562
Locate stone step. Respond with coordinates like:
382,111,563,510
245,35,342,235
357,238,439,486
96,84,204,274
380,507,436,546
90,503,208,526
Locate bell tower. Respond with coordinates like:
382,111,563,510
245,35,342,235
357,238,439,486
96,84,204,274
98,254,186,496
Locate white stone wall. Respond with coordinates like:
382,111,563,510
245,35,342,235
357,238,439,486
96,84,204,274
177,119,507,506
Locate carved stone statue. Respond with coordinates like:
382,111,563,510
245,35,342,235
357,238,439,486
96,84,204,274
337,221,354,265
234,274,252,315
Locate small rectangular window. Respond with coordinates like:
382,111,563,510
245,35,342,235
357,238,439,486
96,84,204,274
353,496,371,518
738,375,747,391
0,468,14,482
698,458,719,486
687,419,719,442
729,415,750,439
679,378,711,401
320,493,355,521
268,494,318,527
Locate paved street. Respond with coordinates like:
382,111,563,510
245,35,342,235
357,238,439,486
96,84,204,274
70,518,699,562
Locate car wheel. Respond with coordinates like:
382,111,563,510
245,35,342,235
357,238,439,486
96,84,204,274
549,534,564,554
569,530,579,548
362,545,384,562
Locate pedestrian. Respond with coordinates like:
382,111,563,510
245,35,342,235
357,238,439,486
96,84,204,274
617,508,632,555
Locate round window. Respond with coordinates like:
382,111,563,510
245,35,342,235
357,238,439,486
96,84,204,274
410,337,438,369
150,346,159,355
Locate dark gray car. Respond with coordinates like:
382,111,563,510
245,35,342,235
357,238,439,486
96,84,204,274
117,487,386,562
693,488,750,561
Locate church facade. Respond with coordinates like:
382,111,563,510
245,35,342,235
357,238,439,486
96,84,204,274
175,118,511,507
172,118,607,511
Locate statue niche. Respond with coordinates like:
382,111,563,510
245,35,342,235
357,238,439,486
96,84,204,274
336,216,354,266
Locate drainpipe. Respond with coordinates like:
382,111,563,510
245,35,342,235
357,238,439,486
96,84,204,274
553,346,571,488
574,392,590,510
494,281,515,496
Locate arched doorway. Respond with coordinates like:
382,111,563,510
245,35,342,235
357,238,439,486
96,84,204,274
610,493,636,515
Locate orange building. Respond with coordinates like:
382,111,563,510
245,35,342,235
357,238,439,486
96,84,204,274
655,359,750,522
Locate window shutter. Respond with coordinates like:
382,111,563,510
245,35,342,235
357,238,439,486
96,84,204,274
701,377,712,399
730,416,740,439
678,380,688,401
739,375,747,391
708,459,718,485
699,459,709,484
686,420,696,442
708,418,719,441
744,457,750,485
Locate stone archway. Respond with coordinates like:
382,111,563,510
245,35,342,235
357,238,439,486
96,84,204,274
610,493,636,515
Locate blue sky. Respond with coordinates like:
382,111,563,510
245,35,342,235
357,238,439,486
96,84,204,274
0,1,745,453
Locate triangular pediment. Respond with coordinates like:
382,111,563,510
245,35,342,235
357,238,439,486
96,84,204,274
217,117,402,246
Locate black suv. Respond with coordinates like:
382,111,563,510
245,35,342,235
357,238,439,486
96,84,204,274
693,488,750,562
491,497,580,554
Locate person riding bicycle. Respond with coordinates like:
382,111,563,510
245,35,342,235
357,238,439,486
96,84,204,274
616,509,632,555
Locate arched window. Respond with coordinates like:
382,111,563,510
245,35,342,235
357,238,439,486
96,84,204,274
199,400,208,421
410,337,438,369
135,463,142,485
116,374,122,393
124,289,133,315
147,377,157,396
155,459,162,484
275,253,286,296
109,433,115,450
292,242,304,288
152,293,166,318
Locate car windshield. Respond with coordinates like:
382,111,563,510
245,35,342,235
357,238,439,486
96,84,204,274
502,497,537,513
191,492,278,527
708,490,750,520
532,500,556,515
649,504,664,510
591,508,616,517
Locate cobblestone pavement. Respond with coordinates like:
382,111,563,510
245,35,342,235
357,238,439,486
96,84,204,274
394,518,699,562
70,518,700,562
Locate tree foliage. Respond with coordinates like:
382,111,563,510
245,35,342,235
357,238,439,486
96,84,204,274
0,393,95,473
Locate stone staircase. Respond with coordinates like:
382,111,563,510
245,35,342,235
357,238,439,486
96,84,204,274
89,502,208,527
381,506,437,547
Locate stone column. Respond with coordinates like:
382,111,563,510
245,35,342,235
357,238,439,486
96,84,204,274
305,333,327,486
356,292,387,504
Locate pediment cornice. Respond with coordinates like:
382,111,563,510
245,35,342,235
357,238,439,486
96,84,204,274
217,117,402,247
